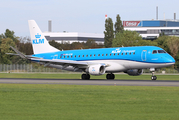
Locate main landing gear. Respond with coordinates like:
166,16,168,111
81,74,90,80
106,73,115,80
81,73,115,80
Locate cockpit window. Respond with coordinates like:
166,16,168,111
152,50,157,54
158,50,166,53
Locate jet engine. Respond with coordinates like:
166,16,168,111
125,69,143,76
87,64,106,75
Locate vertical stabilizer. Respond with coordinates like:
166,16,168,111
28,20,59,54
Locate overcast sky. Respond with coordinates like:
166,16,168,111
1,0,179,37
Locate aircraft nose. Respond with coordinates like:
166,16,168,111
170,57,176,64
165,56,175,64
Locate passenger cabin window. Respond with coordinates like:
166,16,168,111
152,50,157,54
121,53,123,55
158,50,166,53
133,52,135,55
129,52,131,55
82,55,84,57
98,54,100,56
106,54,108,56
86,55,88,57
125,53,127,55
114,53,115,56
117,53,119,55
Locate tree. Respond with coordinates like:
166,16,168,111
85,39,97,48
175,52,179,69
112,30,142,47
137,39,158,46
49,40,62,50
114,14,123,35
16,37,33,55
1,29,18,43
167,36,179,59
155,36,170,53
0,38,16,64
104,17,114,48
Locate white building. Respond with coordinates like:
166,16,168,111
123,20,179,40
43,32,104,44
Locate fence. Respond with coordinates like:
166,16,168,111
0,64,179,74
0,64,66,73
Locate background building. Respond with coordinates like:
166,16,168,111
43,20,104,44
44,19,179,44
43,32,104,44
123,20,179,40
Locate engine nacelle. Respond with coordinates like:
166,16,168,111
125,69,143,76
87,64,106,75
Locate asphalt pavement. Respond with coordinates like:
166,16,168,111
0,78,179,86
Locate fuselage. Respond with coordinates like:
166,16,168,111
32,46,175,72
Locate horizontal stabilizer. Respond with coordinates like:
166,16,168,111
9,46,27,59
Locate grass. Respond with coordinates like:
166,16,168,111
0,73,179,80
0,84,179,120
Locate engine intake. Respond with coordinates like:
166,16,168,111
125,69,143,76
87,64,106,75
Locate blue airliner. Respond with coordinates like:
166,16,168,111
10,20,175,80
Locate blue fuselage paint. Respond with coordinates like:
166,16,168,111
32,46,175,64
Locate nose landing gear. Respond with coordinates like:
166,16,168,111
151,72,157,80
150,68,157,80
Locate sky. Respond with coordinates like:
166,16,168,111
1,0,179,37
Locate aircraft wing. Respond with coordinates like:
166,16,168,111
30,58,108,67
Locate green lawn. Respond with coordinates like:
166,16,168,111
0,84,179,120
0,73,179,80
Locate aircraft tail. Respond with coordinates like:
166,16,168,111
28,20,59,54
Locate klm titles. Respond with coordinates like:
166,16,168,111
32,39,44,44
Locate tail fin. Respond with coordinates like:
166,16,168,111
28,20,59,54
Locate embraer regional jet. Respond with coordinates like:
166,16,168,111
9,20,175,80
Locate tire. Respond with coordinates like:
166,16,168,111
86,74,90,80
151,76,157,80
106,74,110,79
81,74,90,80
111,74,115,79
81,74,86,80
106,74,115,80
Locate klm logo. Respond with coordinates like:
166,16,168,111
32,39,44,44
32,33,44,44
